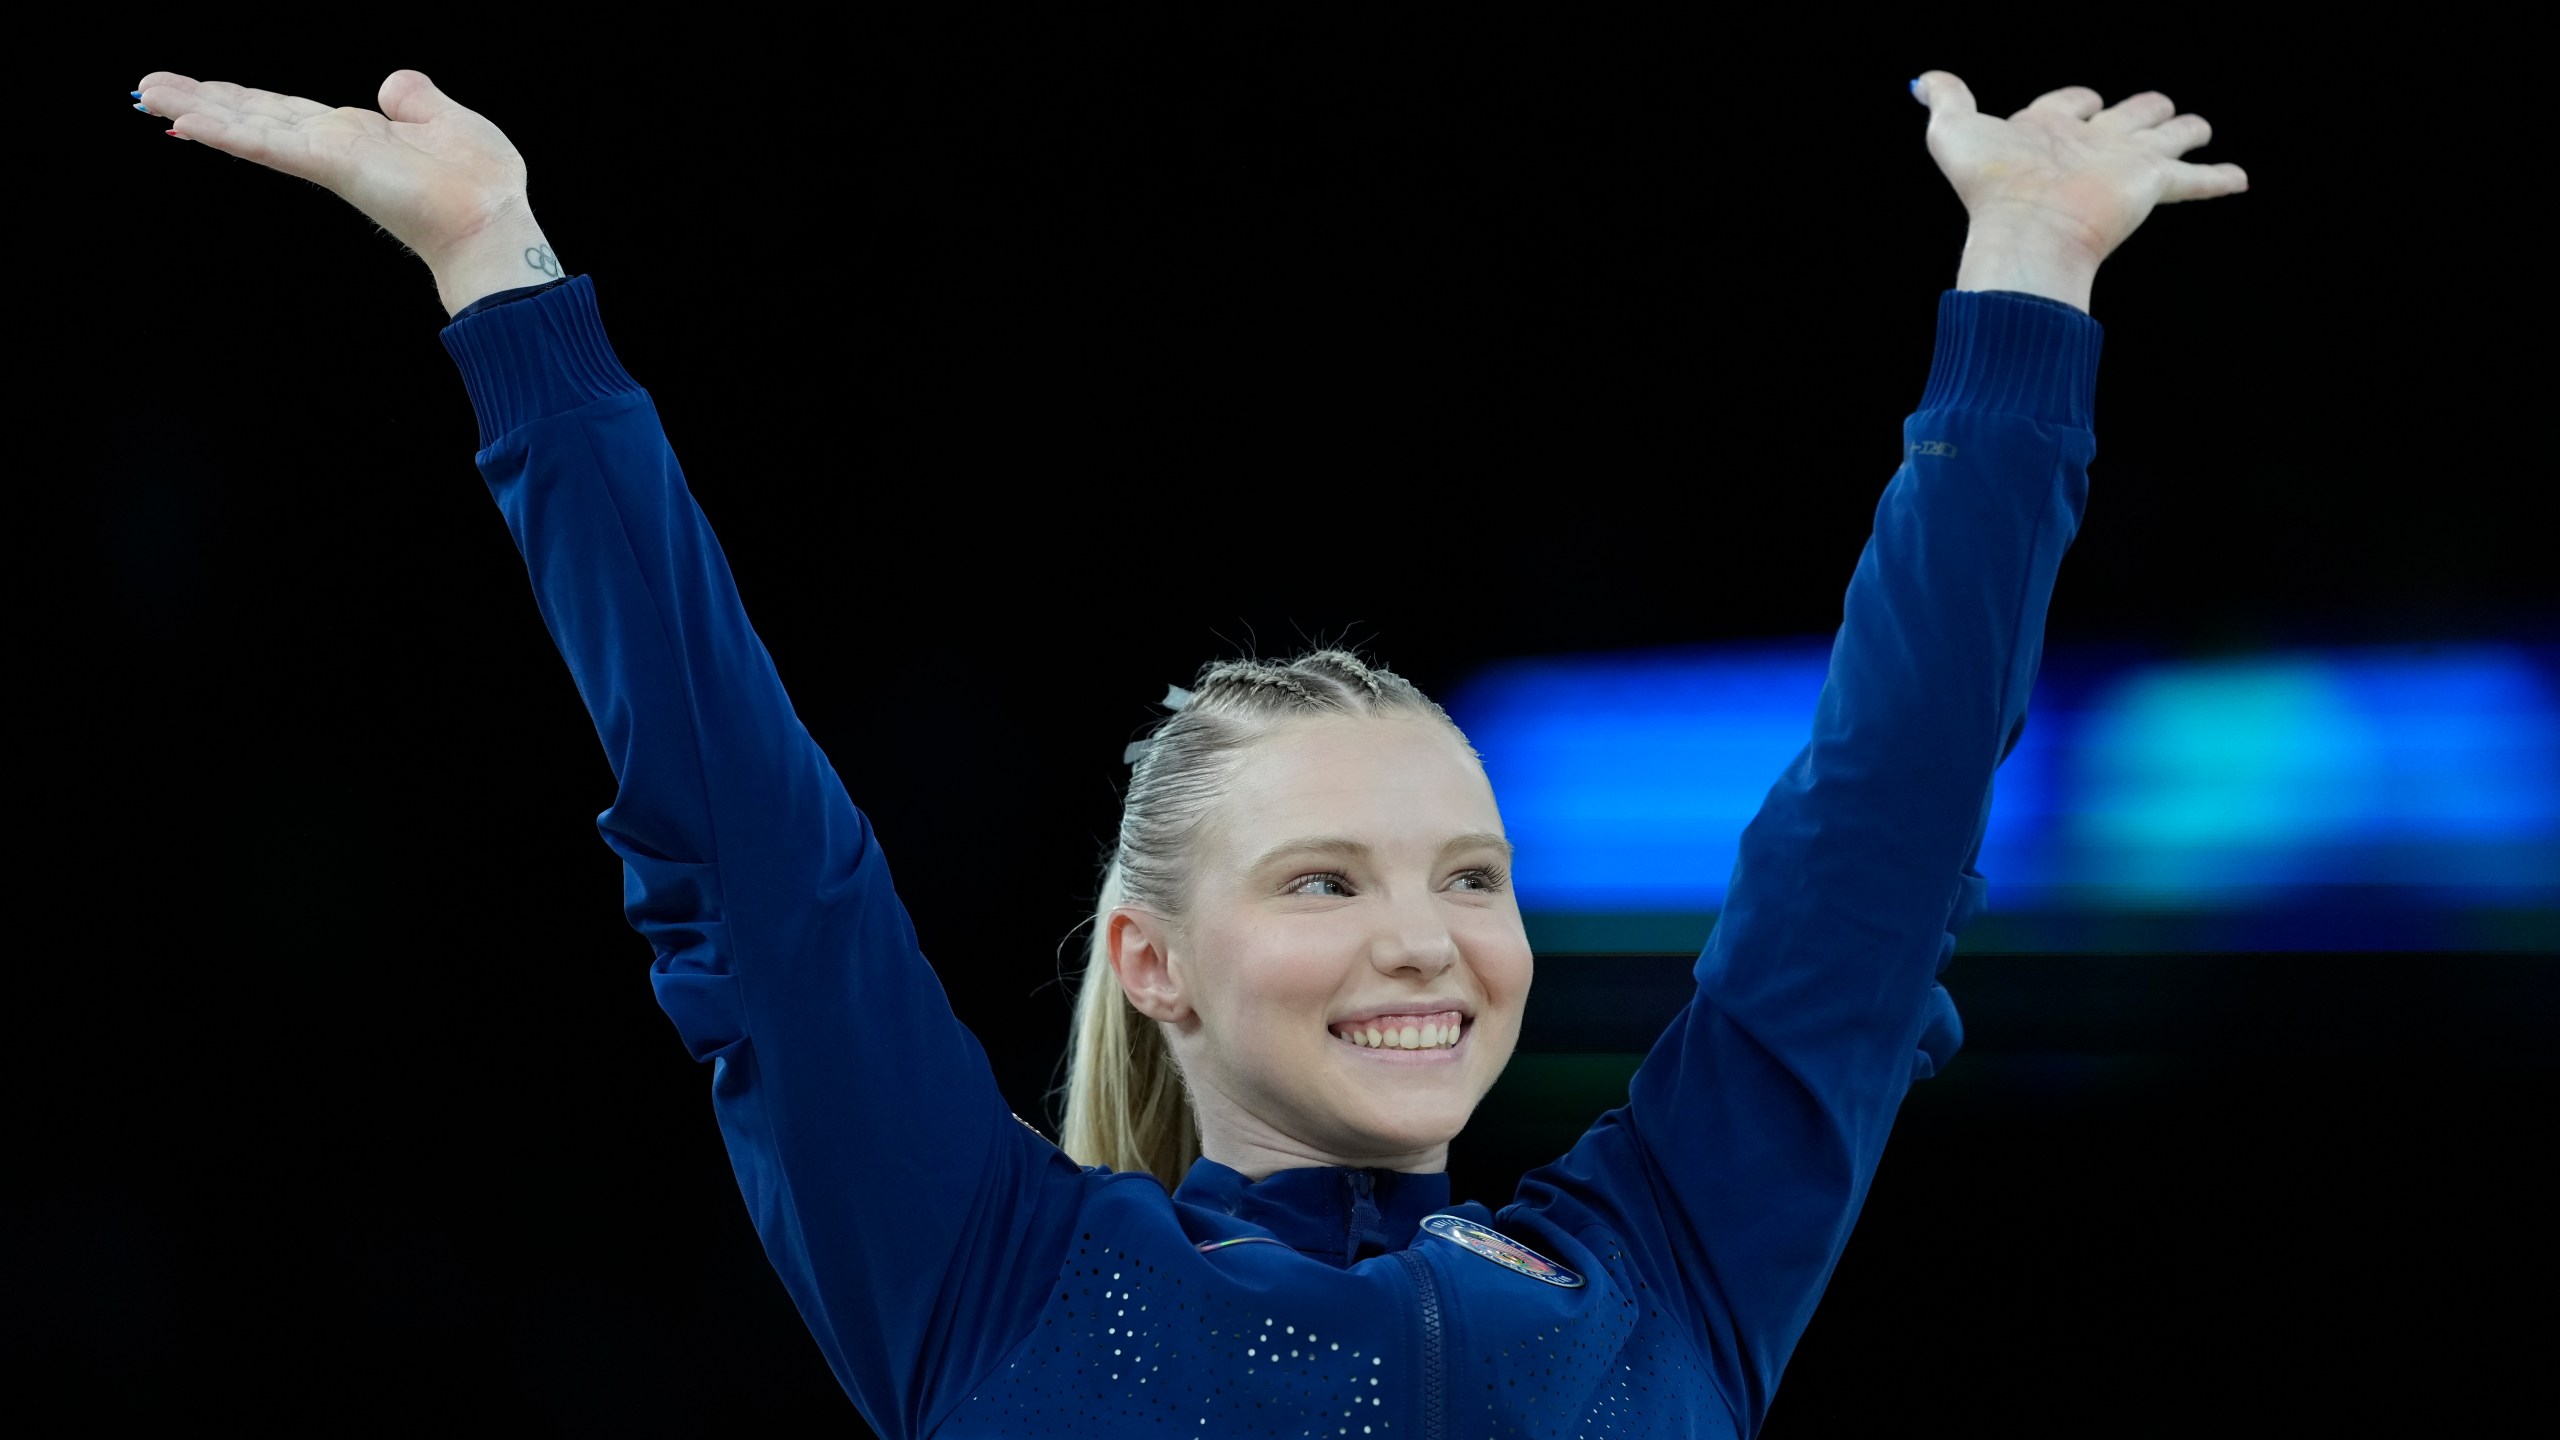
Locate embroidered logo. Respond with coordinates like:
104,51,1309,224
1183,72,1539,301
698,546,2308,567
1420,1214,1584,1288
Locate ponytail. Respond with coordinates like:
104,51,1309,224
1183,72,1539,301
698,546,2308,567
1056,859,1199,1192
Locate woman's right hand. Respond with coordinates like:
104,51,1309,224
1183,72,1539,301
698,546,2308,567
137,69,552,307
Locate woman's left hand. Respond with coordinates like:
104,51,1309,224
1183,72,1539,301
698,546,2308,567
1914,72,2246,309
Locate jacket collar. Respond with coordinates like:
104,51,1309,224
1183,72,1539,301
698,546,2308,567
1174,1156,1451,1268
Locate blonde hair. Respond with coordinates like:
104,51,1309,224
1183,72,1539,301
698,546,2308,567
1051,650,1468,1191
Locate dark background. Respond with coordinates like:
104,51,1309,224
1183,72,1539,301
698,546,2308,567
30,13,2552,1435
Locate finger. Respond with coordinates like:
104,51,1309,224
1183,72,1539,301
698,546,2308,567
208,79,333,127
1913,70,1978,122
145,77,333,129
2015,85,2103,123
2091,90,2174,134
132,71,200,120
378,69,465,126
2137,113,2214,157
133,70,198,101
133,76,222,127
160,102,354,186
159,105,307,171
2159,160,2249,202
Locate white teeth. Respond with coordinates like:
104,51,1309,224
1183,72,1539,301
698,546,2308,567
1332,1012,1464,1050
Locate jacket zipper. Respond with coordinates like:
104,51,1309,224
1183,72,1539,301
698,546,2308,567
1392,1247,1446,1440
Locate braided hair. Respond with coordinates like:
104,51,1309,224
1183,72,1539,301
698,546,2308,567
1051,649,1474,1190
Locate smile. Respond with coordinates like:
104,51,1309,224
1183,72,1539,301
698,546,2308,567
1329,1016,1470,1065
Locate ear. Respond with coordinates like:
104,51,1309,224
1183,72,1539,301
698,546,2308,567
1106,907,1192,1025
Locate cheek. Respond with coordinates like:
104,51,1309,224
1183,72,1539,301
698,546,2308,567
1209,916,1364,1020
1454,914,1535,991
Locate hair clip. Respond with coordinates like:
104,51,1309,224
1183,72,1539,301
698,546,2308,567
1123,685,1197,765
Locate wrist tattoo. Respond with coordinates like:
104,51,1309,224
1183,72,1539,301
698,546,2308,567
524,243,561,279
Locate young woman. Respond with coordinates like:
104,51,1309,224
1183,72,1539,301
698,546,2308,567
131,65,2243,1437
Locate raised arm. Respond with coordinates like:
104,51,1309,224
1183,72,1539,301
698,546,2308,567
135,70,1087,1435
1515,73,2246,1432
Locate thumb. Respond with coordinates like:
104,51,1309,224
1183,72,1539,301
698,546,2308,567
1912,70,1977,123
378,69,464,124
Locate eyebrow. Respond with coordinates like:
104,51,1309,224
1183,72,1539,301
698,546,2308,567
1246,830,1514,873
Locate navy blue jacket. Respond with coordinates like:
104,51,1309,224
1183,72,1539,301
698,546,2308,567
441,275,2099,1438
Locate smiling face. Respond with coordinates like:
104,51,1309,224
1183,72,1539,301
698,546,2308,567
1106,713,1533,1179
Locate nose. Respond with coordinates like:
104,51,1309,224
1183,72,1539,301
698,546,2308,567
1367,892,1459,978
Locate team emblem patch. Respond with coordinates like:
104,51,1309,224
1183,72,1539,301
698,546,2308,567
1420,1214,1584,1288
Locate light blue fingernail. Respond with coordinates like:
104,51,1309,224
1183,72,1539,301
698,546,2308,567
131,89,143,98
132,101,150,113
1908,78,1922,96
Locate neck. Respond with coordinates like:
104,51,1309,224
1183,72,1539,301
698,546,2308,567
1200,1133,1448,1183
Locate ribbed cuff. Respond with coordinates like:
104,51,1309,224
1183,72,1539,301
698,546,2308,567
438,273,644,450
1915,289,2105,430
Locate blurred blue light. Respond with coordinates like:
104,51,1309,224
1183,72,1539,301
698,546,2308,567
1447,641,1831,913
1445,640,2559,945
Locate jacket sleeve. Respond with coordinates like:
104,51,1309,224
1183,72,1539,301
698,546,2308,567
1513,289,2101,1435
441,275,1085,1438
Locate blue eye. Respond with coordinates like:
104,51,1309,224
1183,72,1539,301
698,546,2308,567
1289,872,1354,898
1451,866,1508,893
